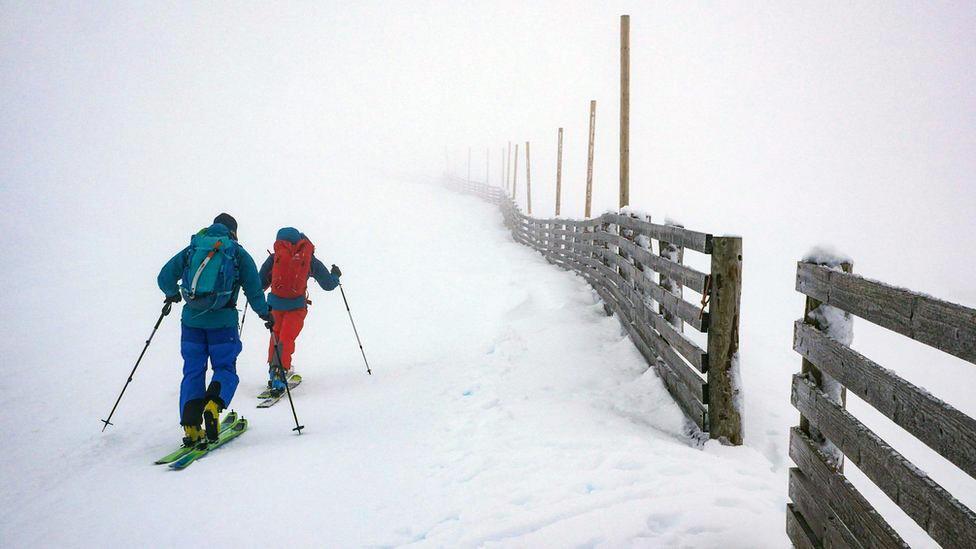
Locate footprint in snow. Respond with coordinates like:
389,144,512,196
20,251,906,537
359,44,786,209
645,511,683,532
713,496,746,508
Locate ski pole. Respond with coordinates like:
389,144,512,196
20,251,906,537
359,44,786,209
101,301,173,431
239,302,249,334
338,282,372,376
269,329,305,434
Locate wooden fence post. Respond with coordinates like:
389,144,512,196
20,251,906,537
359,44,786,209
618,214,640,310
707,237,743,444
659,225,685,332
568,222,575,266
599,218,613,316
525,141,532,215
513,143,520,204
585,100,596,218
556,127,563,216
798,259,853,470
558,222,564,263
500,147,505,188
506,141,512,194
619,14,630,209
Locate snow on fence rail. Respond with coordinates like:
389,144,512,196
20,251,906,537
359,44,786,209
787,259,976,548
444,176,743,445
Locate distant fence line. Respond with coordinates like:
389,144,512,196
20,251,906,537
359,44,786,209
444,176,744,445
787,259,976,548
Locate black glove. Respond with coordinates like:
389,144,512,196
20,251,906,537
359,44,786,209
260,312,274,330
330,264,342,277
164,293,182,304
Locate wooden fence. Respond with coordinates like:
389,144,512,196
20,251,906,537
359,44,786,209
787,259,976,548
444,176,744,444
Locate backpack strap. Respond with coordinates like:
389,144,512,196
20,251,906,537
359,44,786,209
189,240,223,298
223,244,243,309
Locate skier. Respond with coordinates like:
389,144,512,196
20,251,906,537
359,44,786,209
157,213,273,447
259,227,341,394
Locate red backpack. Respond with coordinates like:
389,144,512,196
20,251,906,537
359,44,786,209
271,238,315,299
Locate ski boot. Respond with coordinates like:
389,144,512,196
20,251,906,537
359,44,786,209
182,425,205,448
203,399,223,443
269,368,287,397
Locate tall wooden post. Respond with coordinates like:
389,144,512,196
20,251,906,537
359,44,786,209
500,147,505,188
585,100,596,218
619,15,630,209
555,128,563,216
707,237,743,445
513,143,520,204
506,141,512,195
525,141,532,215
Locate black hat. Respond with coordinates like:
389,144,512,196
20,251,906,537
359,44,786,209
213,213,238,239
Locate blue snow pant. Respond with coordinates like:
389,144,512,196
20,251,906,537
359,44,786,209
179,324,242,426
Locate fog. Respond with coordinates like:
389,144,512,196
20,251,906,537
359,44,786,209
4,2,973,282
1,2,974,545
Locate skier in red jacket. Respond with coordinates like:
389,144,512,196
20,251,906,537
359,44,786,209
259,227,341,394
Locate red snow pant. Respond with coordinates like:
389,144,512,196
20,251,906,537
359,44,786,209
268,308,307,371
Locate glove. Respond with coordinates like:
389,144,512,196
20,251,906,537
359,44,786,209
164,293,182,304
260,311,274,330
330,264,342,277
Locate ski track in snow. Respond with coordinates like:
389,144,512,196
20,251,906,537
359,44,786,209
0,180,787,548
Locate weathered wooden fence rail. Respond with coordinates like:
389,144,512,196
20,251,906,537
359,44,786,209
444,176,743,444
787,259,976,548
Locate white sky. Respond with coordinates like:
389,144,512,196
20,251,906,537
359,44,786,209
0,1,973,331
3,2,973,290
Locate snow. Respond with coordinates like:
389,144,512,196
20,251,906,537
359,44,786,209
0,179,788,547
807,304,854,348
3,3,976,548
802,304,853,469
730,352,745,430
802,246,853,269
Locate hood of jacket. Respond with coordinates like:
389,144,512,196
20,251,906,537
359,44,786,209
205,223,232,237
276,227,305,244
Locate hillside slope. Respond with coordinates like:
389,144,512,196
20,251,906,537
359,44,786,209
0,178,786,547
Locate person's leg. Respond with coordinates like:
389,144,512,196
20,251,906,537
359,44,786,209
207,326,243,409
267,309,286,367
203,325,241,440
276,308,308,371
179,325,209,427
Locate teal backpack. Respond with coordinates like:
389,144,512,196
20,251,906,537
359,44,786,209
180,231,240,312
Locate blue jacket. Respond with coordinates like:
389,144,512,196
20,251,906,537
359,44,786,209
259,227,339,311
158,223,270,328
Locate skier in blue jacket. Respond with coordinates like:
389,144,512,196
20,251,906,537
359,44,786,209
157,213,272,446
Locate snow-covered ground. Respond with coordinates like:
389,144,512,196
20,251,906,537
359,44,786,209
3,4,975,548
1,178,788,547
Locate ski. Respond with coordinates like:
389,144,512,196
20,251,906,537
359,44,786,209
257,375,302,408
256,371,300,399
154,410,238,465
169,417,248,470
